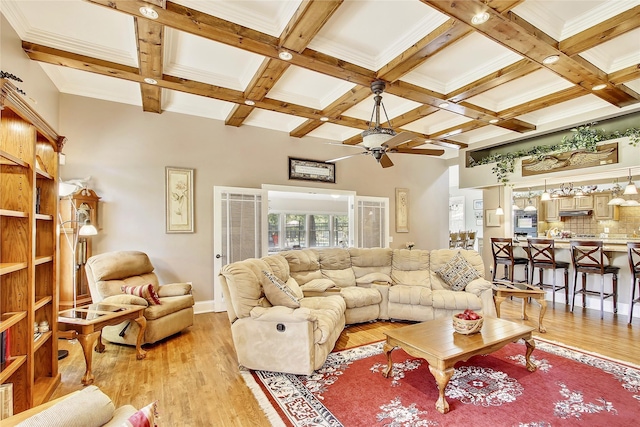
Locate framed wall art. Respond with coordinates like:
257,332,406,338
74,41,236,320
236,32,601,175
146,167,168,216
289,157,336,183
473,199,483,210
165,167,194,233
395,188,409,233
485,209,500,227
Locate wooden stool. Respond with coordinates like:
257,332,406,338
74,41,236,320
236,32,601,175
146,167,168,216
491,237,529,283
628,242,640,324
527,238,570,306
570,240,619,319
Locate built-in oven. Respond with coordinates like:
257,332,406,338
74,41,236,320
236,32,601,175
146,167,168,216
513,210,538,237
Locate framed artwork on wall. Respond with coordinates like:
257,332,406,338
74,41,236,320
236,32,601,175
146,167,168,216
289,157,336,183
485,209,500,227
473,199,483,210
165,167,194,233
395,188,409,233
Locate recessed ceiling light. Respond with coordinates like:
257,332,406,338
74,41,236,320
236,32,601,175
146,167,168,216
489,119,499,124
143,77,157,85
320,117,329,122
139,7,158,20
244,100,255,106
542,55,560,65
471,11,490,25
439,102,449,108
278,51,293,61
592,83,607,91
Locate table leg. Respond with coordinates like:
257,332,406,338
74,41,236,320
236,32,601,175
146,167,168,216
494,295,505,318
134,316,147,360
77,331,101,385
94,332,105,353
428,366,454,414
521,298,529,320
382,342,395,378
524,337,537,372
536,297,547,333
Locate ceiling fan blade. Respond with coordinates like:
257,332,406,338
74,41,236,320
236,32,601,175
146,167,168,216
324,141,364,149
382,131,418,149
379,153,394,168
391,147,446,157
325,152,368,163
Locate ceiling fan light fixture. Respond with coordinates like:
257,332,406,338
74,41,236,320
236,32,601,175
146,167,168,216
244,100,255,106
542,55,559,65
278,51,293,61
139,6,158,19
471,11,490,25
362,127,395,148
143,77,157,85
592,83,607,91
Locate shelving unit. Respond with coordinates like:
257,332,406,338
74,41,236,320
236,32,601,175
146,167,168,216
1,79,62,414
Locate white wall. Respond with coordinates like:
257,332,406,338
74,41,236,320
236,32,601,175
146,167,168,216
57,94,450,304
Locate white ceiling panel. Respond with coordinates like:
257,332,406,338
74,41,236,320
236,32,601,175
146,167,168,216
307,123,362,143
307,0,449,71
267,66,357,110
401,32,523,94
517,94,619,125
163,28,265,91
344,93,421,122
579,28,640,73
243,109,308,134
402,110,472,135
466,69,575,112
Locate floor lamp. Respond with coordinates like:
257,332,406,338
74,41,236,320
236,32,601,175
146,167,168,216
58,182,99,358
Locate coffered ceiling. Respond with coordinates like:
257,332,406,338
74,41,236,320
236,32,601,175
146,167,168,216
3,0,640,161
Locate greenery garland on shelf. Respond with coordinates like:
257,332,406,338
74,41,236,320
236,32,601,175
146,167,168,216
469,123,640,184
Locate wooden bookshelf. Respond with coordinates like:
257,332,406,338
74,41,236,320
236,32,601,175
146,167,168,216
1,79,62,414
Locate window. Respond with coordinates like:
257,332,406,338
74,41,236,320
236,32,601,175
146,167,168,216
268,213,350,251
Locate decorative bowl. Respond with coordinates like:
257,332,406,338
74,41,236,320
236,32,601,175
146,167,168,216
452,314,483,335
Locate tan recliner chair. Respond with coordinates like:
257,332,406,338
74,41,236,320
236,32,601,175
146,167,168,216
85,251,195,345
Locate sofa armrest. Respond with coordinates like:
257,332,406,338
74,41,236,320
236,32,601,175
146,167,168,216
101,294,149,306
158,282,192,297
464,278,493,296
250,306,317,322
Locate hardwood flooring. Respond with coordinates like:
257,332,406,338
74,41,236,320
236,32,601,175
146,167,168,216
53,300,640,426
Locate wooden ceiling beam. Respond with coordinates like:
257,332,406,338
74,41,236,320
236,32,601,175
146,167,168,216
608,64,640,85
559,6,640,56
135,0,165,114
428,120,486,139
226,0,342,127
488,0,526,14
422,0,639,108
377,19,472,82
446,59,540,103
497,86,587,119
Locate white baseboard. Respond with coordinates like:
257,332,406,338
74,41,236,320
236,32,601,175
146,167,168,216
194,300,216,314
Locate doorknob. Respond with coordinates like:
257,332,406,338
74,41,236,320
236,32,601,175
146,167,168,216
215,254,223,259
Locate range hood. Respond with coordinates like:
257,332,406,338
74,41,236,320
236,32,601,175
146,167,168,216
559,210,593,217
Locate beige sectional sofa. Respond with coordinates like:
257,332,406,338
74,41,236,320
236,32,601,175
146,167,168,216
219,247,496,375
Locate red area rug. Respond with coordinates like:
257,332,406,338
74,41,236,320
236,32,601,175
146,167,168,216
241,338,640,427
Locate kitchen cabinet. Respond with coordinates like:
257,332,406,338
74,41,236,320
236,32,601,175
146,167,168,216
593,193,619,220
558,195,593,210
514,197,538,210
543,199,559,221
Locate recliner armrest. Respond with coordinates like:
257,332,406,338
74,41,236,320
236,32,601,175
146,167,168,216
250,306,317,322
101,294,149,306
158,282,192,297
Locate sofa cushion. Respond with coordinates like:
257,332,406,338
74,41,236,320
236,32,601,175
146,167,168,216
339,286,383,309
262,271,301,308
391,249,430,287
349,247,392,280
121,284,161,305
144,295,195,320
220,258,270,319
157,283,192,297
355,272,392,284
431,289,483,311
318,248,356,288
388,284,433,306
299,295,346,345
122,401,158,427
435,252,481,291
281,250,323,285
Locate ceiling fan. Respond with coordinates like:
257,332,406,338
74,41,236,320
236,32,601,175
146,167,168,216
325,80,445,168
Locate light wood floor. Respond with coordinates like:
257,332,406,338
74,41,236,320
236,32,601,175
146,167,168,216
53,300,640,426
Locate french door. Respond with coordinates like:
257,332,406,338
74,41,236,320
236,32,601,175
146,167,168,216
213,187,267,312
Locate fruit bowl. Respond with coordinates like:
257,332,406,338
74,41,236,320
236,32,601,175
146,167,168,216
452,310,483,335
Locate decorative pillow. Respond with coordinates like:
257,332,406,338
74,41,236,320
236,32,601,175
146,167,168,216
121,284,161,305
121,401,159,427
435,252,481,291
262,271,300,308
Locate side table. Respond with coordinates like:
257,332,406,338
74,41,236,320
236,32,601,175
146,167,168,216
493,281,547,333
58,303,147,385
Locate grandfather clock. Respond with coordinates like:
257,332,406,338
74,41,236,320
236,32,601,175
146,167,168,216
59,188,100,310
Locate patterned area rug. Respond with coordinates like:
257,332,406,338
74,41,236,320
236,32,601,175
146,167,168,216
241,338,640,427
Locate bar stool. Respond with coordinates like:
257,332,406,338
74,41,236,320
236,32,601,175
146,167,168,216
570,240,619,319
466,231,477,250
527,238,570,305
449,232,460,249
491,237,529,283
628,242,640,324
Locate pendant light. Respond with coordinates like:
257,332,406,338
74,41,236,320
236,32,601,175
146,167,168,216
512,197,520,210
608,180,625,205
495,185,504,216
540,179,551,201
624,169,638,195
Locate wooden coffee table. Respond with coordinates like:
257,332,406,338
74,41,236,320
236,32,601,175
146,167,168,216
58,303,147,385
493,281,547,333
383,317,536,414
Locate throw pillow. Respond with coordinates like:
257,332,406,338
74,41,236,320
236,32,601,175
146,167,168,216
435,252,481,291
262,271,301,309
121,401,159,427
121,284,161,305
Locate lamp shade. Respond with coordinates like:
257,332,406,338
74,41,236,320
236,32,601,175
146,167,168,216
624,182,638,195
78,220,98,236
608,197,626,206
495,206,504,216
